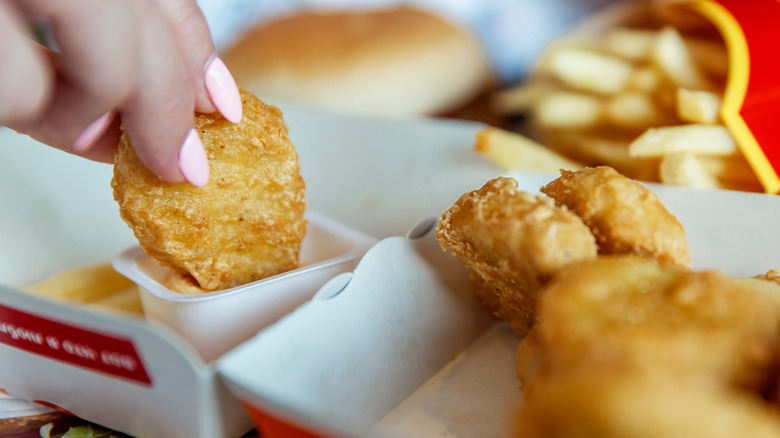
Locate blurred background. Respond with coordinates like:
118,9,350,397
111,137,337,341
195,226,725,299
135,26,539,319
200,0,615,82
196,0,617,122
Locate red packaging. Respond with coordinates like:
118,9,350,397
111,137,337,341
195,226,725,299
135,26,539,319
691,0,780,193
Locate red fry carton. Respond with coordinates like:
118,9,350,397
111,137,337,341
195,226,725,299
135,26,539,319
688,0,780,193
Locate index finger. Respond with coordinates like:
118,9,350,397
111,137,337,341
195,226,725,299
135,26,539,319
155,0,242,123
0,2,52,124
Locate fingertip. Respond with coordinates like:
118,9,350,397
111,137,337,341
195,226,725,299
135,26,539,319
12,58,52,121
72,111,114,153
0,30,53,123
177,128,209,187
204,56,242,123
122,122,186,185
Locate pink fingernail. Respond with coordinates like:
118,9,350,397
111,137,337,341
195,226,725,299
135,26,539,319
72,112,113,152
204,56,242,123
178,129,209,187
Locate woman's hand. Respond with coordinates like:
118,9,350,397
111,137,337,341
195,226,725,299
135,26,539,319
0,0,242,186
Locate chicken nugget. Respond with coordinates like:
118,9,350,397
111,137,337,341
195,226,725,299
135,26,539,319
755,269,780,286
520,256,780,394
541,166,690,268
112,88,307,291
468,270,536,336
516,367,780,438
436,176,597,335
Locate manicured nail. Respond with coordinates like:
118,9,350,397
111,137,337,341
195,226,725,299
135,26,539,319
204,56,242,123
178,129,209,187
72,112,113,152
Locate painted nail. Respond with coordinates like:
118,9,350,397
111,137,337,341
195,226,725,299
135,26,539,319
204,56,242,123
178,129,209,187
72,112,113,152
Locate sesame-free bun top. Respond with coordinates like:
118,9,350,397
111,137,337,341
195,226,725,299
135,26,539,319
221,7,491,117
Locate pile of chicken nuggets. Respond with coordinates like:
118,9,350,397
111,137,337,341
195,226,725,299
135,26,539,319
436,166,780,436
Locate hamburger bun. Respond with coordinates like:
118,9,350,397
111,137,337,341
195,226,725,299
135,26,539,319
221,7,492,117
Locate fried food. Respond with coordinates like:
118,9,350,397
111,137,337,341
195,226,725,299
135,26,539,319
755,269,780,286
437,167,780,434
515,256,780,436
112,88,307,291
541,166,690,268
467,271,534,336
490,13,765,193
517,256,780,396
23,263,142,314
436,176,598,335
516,367,780,438
437,167,690,334
474,127,583,173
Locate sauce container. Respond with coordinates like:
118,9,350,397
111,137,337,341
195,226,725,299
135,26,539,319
113,211,377,362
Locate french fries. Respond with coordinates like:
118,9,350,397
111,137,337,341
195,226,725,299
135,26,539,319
491,81,557,114
545,47,634,94
24,263,143,315
475,127,583,172
603,28,657,61
676,88,721,124
629,125,736,157
487,12,762,192
604,92,666,129
684,37,730,79
659,151,719,189
535,92,603,129
651,27,714,91
626,66,665,94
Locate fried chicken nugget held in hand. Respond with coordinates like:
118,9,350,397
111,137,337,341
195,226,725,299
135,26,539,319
518,256,780,395
541,166,691,268
112,88,307,291
436,177,598,335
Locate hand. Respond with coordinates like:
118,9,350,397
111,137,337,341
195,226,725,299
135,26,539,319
0,0,242,186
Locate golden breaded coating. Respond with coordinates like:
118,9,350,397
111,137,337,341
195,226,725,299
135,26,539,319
541,166,690,268
518,256,780,396
468,271,535,336
755,269,780,286
112,88,307,291
436,176,598,335
516,367,780,438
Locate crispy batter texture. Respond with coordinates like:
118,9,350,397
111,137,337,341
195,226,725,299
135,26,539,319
541,166,690,268
517,256,780,397
436,168,690,335
112,88,307,291
756,269,780,286
468,271,536,336
436,177,598,335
